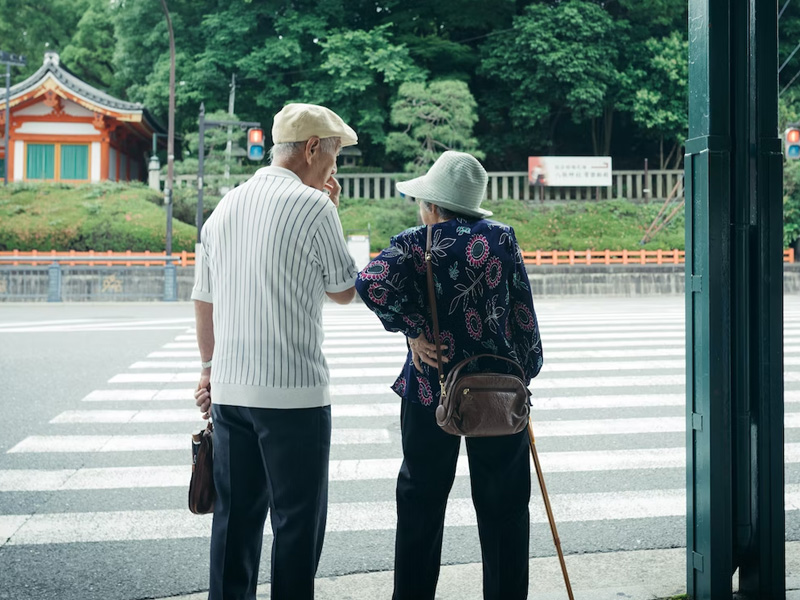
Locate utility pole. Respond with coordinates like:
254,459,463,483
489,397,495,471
224,73,235,182
0,51,26,185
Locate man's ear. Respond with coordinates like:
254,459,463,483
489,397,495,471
305,137,321,164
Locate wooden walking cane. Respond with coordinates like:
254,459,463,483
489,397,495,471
528,418,574,600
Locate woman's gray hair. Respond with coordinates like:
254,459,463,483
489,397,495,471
419,199,466,221
269,137,340,164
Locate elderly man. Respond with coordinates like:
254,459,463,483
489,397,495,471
192,103,358,600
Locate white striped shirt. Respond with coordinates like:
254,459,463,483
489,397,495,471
191,166,358,409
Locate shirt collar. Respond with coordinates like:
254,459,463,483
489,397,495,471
255,165,302,182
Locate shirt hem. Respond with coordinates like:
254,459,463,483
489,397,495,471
325,274,357,293
209,382,331,409
191,290,213,303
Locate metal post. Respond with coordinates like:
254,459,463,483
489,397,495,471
4,63,9,185
643,158,650,201
163,261,177,302
196,103,205,242
685,1,784,598
685,1,735,597
47,262,62,302
159,0,176,257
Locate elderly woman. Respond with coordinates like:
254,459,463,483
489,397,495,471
355,151,543,600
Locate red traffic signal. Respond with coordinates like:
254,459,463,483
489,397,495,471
247,128,265,161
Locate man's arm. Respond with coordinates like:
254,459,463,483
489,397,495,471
194,300,214,419
326,287,356,304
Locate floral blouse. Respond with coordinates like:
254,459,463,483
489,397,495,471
355,217,543,409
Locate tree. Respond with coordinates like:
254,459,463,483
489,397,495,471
479,0,624,157
61,0,115,89
386,79,482,172
626,32,689,169
0,0,88,80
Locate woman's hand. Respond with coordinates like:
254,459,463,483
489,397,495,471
408,336,449,372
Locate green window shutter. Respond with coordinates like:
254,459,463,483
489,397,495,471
26,144,55,180
0,157,5,177
60,144,89,180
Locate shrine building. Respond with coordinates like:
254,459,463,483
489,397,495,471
0,52,163,183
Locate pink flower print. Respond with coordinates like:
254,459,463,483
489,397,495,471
418,377,433,406
465,308,483,340
367,282,388,305
394,377,407,396
360,260,390,281
486,256,502,288
514,302,535,332
412,244,427,273
505,316,512,340
439,330,456,360
403,314,424,331
466,234,489,268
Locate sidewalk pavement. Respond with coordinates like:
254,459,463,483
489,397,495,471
152,543,800,600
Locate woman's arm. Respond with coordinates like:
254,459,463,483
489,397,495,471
508,233,543,380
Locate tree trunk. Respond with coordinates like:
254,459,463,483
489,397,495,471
602,106,614,156
660,136,665,170
591,117,599,156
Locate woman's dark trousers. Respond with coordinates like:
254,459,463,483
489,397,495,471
208,404,331,600
393,399,531,600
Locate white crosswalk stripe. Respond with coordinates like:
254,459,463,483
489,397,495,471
3,301,800,560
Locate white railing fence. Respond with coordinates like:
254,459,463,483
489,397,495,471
162,169,684,202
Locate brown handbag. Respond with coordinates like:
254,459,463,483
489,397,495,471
188,421,215,514
425,226,530,437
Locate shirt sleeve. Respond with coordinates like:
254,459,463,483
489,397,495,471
311,204,358,293
507,229,543,380
355,229,427,338
191,239,213,304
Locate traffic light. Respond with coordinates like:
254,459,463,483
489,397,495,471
786,126,800,160
247,128,265,161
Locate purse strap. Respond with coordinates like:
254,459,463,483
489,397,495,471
425,226,447,397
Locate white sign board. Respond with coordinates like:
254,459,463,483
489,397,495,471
347,235,371,271
528,156,612,187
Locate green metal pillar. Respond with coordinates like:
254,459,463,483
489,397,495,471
686,1,785,598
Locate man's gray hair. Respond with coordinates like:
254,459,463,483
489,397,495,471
269,137,340,164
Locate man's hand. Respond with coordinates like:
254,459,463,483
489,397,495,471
324,176,342,208
195,372,211,420
408,336,449,372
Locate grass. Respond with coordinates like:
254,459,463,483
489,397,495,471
337,197,685,253
0,182,685,254
0,182,197,252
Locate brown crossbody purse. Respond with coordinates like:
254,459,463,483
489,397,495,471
425,226,530,437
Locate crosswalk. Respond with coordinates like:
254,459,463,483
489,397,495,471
1,300,799,586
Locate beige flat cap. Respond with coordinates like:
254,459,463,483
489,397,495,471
272,103,358,147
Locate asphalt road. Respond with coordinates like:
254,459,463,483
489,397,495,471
0,297,798,600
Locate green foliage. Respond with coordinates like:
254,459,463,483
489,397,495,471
337,197,418,252
625,32,688,167
480,0,624,156
386,80,482,172
60,0,115,89
0,183,196,252
784,161,800,248
337,197,685,252
0,0,87,79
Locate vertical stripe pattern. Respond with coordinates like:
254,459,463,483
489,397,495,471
191,166,358,408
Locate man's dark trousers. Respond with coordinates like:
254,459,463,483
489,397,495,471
392,399,531,600
209,403,332,600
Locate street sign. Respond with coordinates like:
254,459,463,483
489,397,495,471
0,52,25,66
528,156,612,187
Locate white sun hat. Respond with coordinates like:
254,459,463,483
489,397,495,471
272,103,358,147
395,151,491,218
